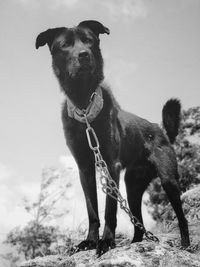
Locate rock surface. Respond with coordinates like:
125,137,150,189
20,239,200,267
20,186,200,267
182,185,200,222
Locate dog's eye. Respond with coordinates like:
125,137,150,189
60,42,70,48
60,43,67,48
83,37,93,45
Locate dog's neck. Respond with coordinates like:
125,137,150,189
66,85,104,123
62,75,101,110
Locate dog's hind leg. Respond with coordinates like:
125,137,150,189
77,164,100,251
124,166,152,243
149,145,190,247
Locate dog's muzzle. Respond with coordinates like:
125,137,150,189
78,50,90,64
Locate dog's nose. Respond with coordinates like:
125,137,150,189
78,50,90,62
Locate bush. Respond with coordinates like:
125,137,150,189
5,222,60,259
147,106,200,221
4,167,73,260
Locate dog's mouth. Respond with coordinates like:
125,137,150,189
68,63,95,79
66,53,96,79
78,64,93,74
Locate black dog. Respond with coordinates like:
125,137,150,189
36,20,190,255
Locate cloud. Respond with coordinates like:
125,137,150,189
59,155,78,171
100,0,148,20
0,182,37,239
0,163,40,239
53,0,79,8
17,0,80,8
104,57,138,93
0,163,12,182
16,0,147,19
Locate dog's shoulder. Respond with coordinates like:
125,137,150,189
100,81,121,113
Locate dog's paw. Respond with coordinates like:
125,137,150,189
77,239,97,251
96,238,115,257
131,236,143,243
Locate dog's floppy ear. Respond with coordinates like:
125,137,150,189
35,27,66,50
78,20,110,38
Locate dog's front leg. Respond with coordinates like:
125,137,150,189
96,163,120,256
77,164,100,251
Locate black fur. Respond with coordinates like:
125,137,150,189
78,20,110,37
36,20,190,256
36,27,66,51
162,99,181,143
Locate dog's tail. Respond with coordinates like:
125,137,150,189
162,98,181,144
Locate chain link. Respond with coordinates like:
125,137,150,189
84,114,159,243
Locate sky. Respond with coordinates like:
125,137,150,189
0,0,200,241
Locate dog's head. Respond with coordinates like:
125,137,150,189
36,21,109,98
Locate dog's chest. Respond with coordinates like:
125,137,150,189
63,113,119,163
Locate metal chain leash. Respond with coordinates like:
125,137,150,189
84,114,159,243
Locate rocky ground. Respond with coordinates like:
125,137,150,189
20,239,200,267
20,186,200,267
